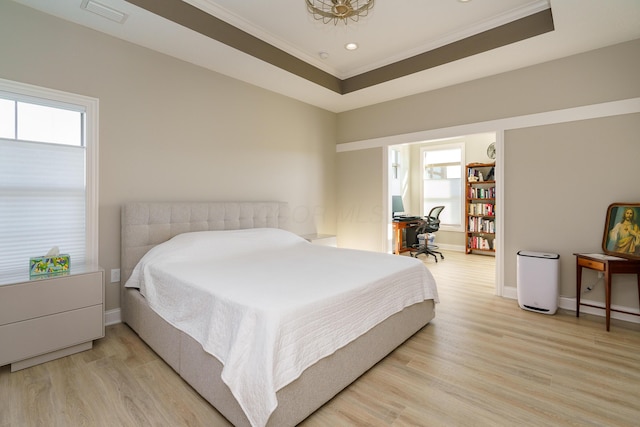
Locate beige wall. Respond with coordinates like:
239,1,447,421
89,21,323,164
337,38,640,307
0,2,337,311
337,39,640,143
505,114,640,306
336,148,384,251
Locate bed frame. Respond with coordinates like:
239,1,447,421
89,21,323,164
120,201,435,426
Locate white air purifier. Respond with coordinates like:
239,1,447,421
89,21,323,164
516,251,560,315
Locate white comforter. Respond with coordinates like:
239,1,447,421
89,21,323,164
125,228,438,427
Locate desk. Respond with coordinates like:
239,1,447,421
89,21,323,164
574,253,640,331
392,220,421,255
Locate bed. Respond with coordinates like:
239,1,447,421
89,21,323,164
120,201,438,427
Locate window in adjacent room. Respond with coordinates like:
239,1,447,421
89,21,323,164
420,144,463,231
390,149,400,179
0,79,98,275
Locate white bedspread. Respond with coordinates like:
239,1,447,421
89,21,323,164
125,228,438,427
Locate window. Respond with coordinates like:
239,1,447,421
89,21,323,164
0,99,83,146
0,79,98,275
390,149,400,179
421,144,463,230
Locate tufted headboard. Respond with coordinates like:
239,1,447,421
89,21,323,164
120,201,289,285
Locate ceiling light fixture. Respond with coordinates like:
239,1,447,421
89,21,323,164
345,42,358,50
305,0,374,25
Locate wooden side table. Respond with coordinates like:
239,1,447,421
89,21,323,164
574,253,640,331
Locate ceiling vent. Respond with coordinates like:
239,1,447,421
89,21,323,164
80,0,128,24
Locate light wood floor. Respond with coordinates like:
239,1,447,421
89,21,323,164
2,251,640,426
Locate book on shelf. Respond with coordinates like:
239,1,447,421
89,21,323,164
467,164,495,182
467,236,495,251
468,203,494,216
468,217,495,233
468,186,495,199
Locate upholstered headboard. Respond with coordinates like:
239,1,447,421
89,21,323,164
120,201,289,285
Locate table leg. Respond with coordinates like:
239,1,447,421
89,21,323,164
576,263,582,318
605,270,611,332
637,273,640,314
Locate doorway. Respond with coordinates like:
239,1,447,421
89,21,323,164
387,132,499,294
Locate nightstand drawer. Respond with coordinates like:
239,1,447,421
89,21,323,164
0,271,103,326
577,257,605,271
0,304,103,366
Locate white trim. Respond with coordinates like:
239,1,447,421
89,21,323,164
559,297,640,325
105,308,122,326
0,78,100,267
500,293,640,325
502,286,517,300
435,243,465,253
456,268,640,327
494,131,505,296
84,95,100,266
336,97,640,153
382,147,390,252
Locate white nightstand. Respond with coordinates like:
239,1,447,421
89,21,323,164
0,265,105,371
301,233,337,247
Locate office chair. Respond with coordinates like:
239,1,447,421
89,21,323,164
411,206,445,263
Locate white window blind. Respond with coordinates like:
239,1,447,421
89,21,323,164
0,81,96,275
421,145,463,229
0,139,86,273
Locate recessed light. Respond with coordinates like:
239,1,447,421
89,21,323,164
318,51,329,59
345,42,358,51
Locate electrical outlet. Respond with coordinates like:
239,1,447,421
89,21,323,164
597,272,604,279
111,268,120,283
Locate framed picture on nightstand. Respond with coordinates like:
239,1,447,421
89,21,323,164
602,202,640,259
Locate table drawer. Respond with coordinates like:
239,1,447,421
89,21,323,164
0,271,103,326
0,304,103,366
578,258,605,271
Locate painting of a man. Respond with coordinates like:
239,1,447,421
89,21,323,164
605,206,640,257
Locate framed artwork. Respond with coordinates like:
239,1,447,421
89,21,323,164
602,203,640,259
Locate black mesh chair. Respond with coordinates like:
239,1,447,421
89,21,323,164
410,206,445,263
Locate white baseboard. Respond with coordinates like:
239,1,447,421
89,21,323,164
502,288,639,324
502,286,517,299
105,308,121,326
435,243,466,252
559,297,640,324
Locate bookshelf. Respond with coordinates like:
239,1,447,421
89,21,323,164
465,162,496,254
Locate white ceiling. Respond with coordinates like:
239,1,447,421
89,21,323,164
12,0,640,112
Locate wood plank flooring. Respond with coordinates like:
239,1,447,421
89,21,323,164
2,251,639,426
